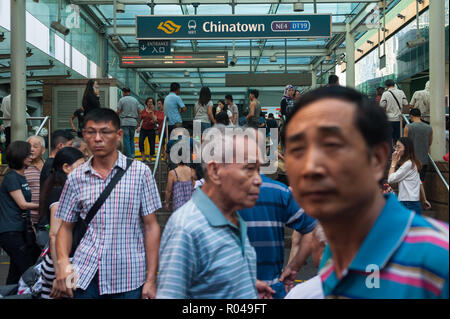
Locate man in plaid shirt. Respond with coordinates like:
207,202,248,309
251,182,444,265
53,108,162,299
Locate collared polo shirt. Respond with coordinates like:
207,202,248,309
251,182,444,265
156,188,258,299
319,193,449,299
55,151,162,295
164,92,185,126
239,174,317,298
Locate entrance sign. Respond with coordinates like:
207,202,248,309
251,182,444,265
138,40,171,56
136,15,331,40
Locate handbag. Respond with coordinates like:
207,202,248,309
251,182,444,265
70,158,133,257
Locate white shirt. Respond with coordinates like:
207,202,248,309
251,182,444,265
1,95,11,127
379,88,408,122
284,275,324,299
410,89,430,117
387,160,421,201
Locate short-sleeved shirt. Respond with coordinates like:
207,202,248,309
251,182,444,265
154,110,165,134
164,92,185,126
410,89,430,118
379,88,408,122
194,101,213,123
24,163,42,224
319,193,449,299
407,121,432,165
0,170,31,233
156,188,258,299
238,174,317,298
118,96,141,127
73,109,85,131
229,103,239,119
55,152,162,295
140,109,157,130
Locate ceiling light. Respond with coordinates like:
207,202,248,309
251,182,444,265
116,2,125,13
367,40,374,45
270,55,277,63
184,70,190,77
325,55,332,61
357,49,364,53
293,2,304,12
397,13,406,20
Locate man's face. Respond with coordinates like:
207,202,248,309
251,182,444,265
225,98,231,105
28,137,45,160
82,120,123,158
216,136,263,210
285,99,382,222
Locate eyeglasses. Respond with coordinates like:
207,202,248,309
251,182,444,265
83,129,118,138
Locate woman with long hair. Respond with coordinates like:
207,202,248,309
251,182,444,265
194,86,215,133
137,97,157,163
214,100,232,123
388,137,431,215
82,79,100,115
0,141,40,284
38,147,85,299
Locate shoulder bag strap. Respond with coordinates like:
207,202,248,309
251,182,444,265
388,90,402,112
84,158,133,225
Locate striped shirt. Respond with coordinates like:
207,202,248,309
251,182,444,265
238,174,317,298
156,188,258,299
24,163,42,225
55,151,162,295
319,193,449,299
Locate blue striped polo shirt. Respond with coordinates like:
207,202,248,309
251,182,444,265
238,174,317,298
319,193,449,299
156,188,258,299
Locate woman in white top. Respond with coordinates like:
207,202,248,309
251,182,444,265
388,137,431,215
194,86,215,134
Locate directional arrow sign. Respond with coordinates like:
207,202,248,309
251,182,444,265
138,40,171,56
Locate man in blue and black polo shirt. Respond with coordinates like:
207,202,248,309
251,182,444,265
239,174,317,299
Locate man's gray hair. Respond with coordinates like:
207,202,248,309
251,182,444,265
200,124,262,180
26,135,45,148
72,137,86,149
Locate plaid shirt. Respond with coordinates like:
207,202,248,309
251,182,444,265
55,151,162,295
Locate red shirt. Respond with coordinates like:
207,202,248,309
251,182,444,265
141,109,157,130
155,110,165,134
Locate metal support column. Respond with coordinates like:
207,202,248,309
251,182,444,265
10,0,27,142
345,23,355,89
429,0,446,160
311,68,317,90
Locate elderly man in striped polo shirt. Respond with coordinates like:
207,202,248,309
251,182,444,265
157,125,275,299
284,86,448,299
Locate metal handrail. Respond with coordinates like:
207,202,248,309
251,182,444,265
35,116,50,136
1,116,52,156
400,114,449,191
153,115,167,177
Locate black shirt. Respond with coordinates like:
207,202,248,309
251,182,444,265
0,171,31,233
39,157,54,189
83,94,100,115
73,108,85,131
266,118,278,129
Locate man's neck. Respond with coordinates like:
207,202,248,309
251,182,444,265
202,183,239,226
50,151,58,158
91,150,119,179
321,191,386,279
411,117,421,123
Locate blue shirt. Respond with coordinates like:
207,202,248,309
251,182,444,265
164,92,185,125
319,193,449,299
238,174,317,298
156,188,258,299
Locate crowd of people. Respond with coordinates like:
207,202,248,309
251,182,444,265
0,78,448,300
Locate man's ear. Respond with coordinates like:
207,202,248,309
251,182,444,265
117,128,124,139
205,162,222,186
370,142,390,184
